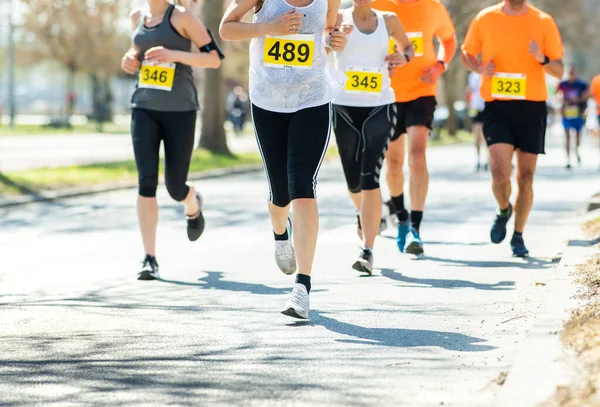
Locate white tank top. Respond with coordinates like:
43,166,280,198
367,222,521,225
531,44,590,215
249,0,343,113
332,8,395,107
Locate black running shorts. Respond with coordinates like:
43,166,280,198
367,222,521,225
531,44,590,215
483,100,548,154
391,96,437,141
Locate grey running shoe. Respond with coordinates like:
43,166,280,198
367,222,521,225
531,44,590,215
352,247,374,275
275,217,296,275
281,283,310,319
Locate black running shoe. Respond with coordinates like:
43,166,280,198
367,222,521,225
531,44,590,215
187,193,205,242
490,203,513,244
352,247,374,275
510,234,530,258
138,255,159,280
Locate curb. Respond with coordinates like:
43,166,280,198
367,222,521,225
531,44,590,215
0,164,263,209
495,207,600,406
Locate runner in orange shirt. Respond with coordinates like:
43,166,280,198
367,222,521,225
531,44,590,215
372,0,457,255
462,0,564,257
591,74,600,170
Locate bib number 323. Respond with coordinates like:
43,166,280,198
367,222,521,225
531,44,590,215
139,61,176,91
491,73,527,100
264,35,315,69
345,68,383,94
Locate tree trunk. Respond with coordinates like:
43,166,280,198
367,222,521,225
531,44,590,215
66,64,76,120
444,65,459,136
199,0,230,154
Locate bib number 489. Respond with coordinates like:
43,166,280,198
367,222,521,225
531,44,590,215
263,35,315,69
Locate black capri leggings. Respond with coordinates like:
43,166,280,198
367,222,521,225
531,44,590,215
251,103,331,207
333,104,396,193
131,108,196,201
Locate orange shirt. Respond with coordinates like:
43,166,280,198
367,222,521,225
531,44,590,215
462,3,564,102
591,75,600,114
372,0,455,102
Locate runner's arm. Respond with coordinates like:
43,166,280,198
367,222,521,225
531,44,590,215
542,59,563,79
324,0,346,51
461,51,482,74
385,13,414,60
438,34,457,68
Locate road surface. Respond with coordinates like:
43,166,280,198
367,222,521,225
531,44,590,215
0,136,599,406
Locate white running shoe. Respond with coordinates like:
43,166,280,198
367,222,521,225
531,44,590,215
275,217,296,275
281,283,310,319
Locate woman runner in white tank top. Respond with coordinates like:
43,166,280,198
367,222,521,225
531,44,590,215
332,1,413,275
220,0,347,320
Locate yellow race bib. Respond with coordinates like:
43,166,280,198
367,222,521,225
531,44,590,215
564,106,580,119
491,73,527,100
264,35,314,69
139,61,176,91
345,68,383,94
407,32,424,57
388,39,397,55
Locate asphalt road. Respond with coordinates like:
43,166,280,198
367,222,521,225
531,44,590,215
0,135,599,406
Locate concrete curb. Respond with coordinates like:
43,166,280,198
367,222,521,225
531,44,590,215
0,164,263,209
495,207,600,407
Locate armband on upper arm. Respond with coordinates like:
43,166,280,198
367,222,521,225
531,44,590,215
199,29,225,60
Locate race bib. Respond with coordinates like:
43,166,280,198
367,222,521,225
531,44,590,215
564,106,580,119
139,61,176,91
264,35,314,69
388,39,396,55
407,32,424,57
491,73,527,100
345,68,383,94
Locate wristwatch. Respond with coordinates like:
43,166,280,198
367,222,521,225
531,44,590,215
404,53,411,63
541,55,550,65
437,60,447,71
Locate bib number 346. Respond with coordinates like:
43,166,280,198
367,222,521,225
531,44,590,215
264,35,315,69
139,62,176,91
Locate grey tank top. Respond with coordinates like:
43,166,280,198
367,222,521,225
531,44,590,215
131,5,199,112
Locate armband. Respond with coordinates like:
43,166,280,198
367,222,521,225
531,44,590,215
199,29,225,60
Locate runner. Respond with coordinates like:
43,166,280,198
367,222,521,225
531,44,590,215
467,71,487,171
556,66,589,169
220,0,346,319
462,0,564,257
372,0,457,256
332,1,414,274
590,74,600,170
120,0,224,280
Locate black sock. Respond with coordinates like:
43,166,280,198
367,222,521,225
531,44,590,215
411,211,423,231
391,194,409,222
274,229,289,241
295,274,311,294
356,214,361,228
513,231,523,239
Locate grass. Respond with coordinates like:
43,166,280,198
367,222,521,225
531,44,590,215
548,218,600,407
0,149,262,197
0,122,130,136
430,129,473,146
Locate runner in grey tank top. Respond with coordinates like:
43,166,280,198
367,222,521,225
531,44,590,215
220,0,347,320
120,0,223,281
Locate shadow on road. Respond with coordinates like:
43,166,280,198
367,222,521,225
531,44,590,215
0,172,41,197
159,271,293,295
378,268,515,291
288,311,495,352
421,255,555,270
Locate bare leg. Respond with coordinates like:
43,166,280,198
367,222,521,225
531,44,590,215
473,123,484,166
385,135,405,197
137,196,159,256
348,190,362,212
407,125,429,211
564,128,571,165
269,202,291,235
291,199,319,276
576,130,582,163
360,189,382,249
488,143,514,209
514,151,538,234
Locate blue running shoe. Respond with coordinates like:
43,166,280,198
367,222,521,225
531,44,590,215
405,227,424,255
396,222,409,252
510,234,529,257
490,203,513,244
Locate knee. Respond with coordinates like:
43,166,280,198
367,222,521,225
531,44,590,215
139,175,158,198
386,154,403,176
408,150,426,173
516,170,534,190
165,178,190,202
271,194,291,208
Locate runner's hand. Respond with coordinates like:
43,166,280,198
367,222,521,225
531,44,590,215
418,62,444,84
385,51,407,74
121,49,140,75
528,40,545,63
328,27,346,52
482,59,496,77
266,9,304,35
145,47,178,65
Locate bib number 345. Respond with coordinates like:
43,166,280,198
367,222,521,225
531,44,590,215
264,35,315,69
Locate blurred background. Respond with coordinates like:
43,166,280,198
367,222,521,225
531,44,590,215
0,0,599,191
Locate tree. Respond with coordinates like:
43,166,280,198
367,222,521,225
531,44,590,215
21,0,128,122
199,0,230,154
